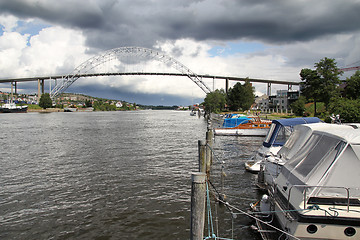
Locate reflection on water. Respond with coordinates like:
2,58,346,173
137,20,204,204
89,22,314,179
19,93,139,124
0,111,263,239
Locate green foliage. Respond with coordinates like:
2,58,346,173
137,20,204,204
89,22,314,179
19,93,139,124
203,89,226,113
290,96,306,116
299,58,360,122
314,57,342,108
304,102,326,117
300,68,321,102
329,98,360,123
227,80,255,111
93,101,117,111
55,104,64,109
39,93,52,109
344,70,360,100
27,104,42,109
300,57,342,115
85,100,92,107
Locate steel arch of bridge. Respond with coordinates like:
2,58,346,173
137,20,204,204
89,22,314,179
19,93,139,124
50,46,212,98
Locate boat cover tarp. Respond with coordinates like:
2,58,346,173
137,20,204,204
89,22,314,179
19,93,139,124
222,115,250,128
280,123,360,198
263,117,322,148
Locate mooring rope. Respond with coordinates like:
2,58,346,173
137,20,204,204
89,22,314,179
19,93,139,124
206,179,301,240
216,197,301,240
204,140,300,239
205,180,235,240
206,143,225,165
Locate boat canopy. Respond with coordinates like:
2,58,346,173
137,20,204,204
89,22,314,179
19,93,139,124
280,123,360,199
262,117,322,148
222,114,250,128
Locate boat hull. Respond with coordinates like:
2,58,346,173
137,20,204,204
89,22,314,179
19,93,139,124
64,108,78,112
0,106,27,113
214,128,269,136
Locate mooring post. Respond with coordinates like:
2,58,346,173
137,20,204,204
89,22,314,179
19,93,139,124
205,121,213,175
198,140,206,173
190,172,206,240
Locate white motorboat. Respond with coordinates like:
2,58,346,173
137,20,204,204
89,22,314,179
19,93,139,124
0,102,28,113
245,117,322,173
254,123,360,240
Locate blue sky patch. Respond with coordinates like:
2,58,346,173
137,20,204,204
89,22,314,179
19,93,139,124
208,42,266,57
16,20,51,36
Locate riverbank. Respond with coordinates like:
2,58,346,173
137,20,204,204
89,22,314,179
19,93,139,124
27,107,96,113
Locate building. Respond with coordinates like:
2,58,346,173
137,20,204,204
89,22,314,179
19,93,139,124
258,90,299,113
116,102,123,108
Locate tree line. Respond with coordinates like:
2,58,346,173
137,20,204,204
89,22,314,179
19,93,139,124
202,79,255,113
292,57,360,122
203,57,360,123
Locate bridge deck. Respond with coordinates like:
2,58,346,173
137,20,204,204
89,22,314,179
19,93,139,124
0,72,300,85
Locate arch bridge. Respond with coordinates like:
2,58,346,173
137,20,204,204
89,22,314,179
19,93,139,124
0,47,300,99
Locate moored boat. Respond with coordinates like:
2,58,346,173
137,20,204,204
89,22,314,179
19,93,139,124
214,115,271,136
64,107,78,112
0,103,28,113
245,117,322,173
253,123,360,239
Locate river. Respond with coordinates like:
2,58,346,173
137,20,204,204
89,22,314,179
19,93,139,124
0,110,263,239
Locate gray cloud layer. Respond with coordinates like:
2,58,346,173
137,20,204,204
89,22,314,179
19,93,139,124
1,0,360,50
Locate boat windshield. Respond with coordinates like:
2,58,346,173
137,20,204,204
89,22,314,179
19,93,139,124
274,126,292,146
263,123,276,144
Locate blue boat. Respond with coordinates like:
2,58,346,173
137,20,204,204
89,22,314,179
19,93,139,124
245,117,322,173
221,114,250,128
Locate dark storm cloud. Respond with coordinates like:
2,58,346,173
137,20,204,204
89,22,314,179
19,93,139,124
1,0,360,49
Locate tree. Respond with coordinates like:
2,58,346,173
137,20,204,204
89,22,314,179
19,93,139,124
39,93,52,109
329,98,360,123
314,57,342,109
300,57,342,114
300,68,321,115
290,96,306,116
227,80,255,111
85,100,92,107
203,89,226,113
344,70,360,99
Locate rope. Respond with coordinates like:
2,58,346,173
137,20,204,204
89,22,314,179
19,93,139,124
206,143,225,165
203,133,300,240
214,196,302,240
205,180,235,240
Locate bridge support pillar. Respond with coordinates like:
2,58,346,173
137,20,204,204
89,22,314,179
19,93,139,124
41,79,44,94
37,79,44,102
10,82,14,102
267,83,271,96
225,78,229,93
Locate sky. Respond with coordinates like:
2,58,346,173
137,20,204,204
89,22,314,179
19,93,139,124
1,0,360,106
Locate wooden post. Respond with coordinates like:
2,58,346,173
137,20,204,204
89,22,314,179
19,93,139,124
198,140,206,173
206,127,213,175
190,172,206,240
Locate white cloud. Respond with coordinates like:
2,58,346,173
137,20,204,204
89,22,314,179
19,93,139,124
0,14,19,32
0,19,89,79
0,10,359,104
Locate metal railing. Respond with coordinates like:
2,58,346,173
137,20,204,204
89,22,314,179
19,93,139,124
287,185,351,212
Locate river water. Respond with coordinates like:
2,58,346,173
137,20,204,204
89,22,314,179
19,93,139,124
0,110,263,239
